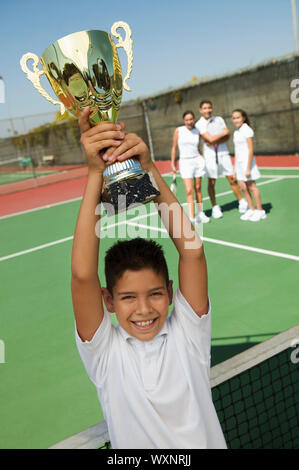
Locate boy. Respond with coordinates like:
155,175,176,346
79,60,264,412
195,100,248,218
71,108,227,449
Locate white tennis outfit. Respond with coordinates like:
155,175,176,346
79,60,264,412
75,288,227,449
233,123,261,182
195,116,234,179
177,125,206,179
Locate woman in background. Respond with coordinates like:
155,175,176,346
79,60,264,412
232,109,266,222
171,110,209,224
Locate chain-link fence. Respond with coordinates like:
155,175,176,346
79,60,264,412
0,111,85,167
1,52,298,194
0,102,153,194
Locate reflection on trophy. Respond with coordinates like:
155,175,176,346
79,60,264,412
20,22,159,214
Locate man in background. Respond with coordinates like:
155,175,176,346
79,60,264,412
196,100,248,218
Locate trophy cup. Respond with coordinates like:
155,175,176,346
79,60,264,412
20,22,159,214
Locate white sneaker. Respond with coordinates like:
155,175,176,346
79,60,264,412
240,209,255,221
212,205,223,219
190,217,196,224
238,198,248,213
249,210,267,222
196,212,210,224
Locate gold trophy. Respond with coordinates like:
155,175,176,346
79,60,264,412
20,22,159,214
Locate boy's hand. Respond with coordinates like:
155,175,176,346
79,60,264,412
79,107,125,173
102,132,153,172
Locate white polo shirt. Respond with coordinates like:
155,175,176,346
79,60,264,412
75,288,227,449
196,115,230,158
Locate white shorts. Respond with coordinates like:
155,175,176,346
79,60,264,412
179,156,206,179
204,152,234,179
236,157,261,182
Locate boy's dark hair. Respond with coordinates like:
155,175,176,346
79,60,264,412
232,108,251,127
105,238,169,294
199,100,212,108
182,110,195,119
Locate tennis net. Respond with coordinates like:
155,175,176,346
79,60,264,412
49,325,299,449
0,156,88,195
0,157,37,186
210,324,299,449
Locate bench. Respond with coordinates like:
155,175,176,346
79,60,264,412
42,155,55,166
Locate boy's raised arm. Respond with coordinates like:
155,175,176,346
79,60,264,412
71,109,125,341
150,162,209,318
104,133,209,318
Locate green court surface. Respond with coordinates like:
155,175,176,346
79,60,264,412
0,169,298,449
0,170,56,185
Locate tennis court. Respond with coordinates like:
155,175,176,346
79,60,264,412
0,163,298,448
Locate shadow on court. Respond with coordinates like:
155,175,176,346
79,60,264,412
211,331,279,367
262,202,273,214
205,201,273,217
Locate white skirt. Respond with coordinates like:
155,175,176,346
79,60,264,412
236,156,261,182
179,156,206,179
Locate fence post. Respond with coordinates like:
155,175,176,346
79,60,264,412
142,100,155,161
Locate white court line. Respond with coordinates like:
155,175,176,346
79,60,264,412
0,218,132,262
126,222,299,262
1,196,298,262
0,176,288,262
258,166,299,170
200,176,284,201
0,174,284,221
201,236,299,262
0,196,82,220
127,222,167,234
260,174,299,178
0,236,74,262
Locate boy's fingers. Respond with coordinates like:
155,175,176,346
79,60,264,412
78,107,91,133
82,122,122,138
115,145,140,162
95,139,123,151
79,114,125,136
117,122,126,131
87,130,125,144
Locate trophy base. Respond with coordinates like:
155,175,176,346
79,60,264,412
101,172,160,215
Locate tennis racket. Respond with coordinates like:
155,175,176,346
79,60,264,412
213,144,219,165
170,171,177,196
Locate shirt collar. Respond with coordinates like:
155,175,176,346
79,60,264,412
118,318,169,343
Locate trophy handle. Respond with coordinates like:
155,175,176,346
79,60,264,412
20,53,66,115
111,21,133,92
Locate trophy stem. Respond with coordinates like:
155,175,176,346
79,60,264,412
104,159,145,188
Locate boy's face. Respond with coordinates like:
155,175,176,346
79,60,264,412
102,269,173,341
200,103,213,120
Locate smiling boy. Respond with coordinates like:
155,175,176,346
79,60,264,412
71,108,227,449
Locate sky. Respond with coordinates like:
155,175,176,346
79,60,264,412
0,0,297,123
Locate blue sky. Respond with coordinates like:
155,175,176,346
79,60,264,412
0,0,297,121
